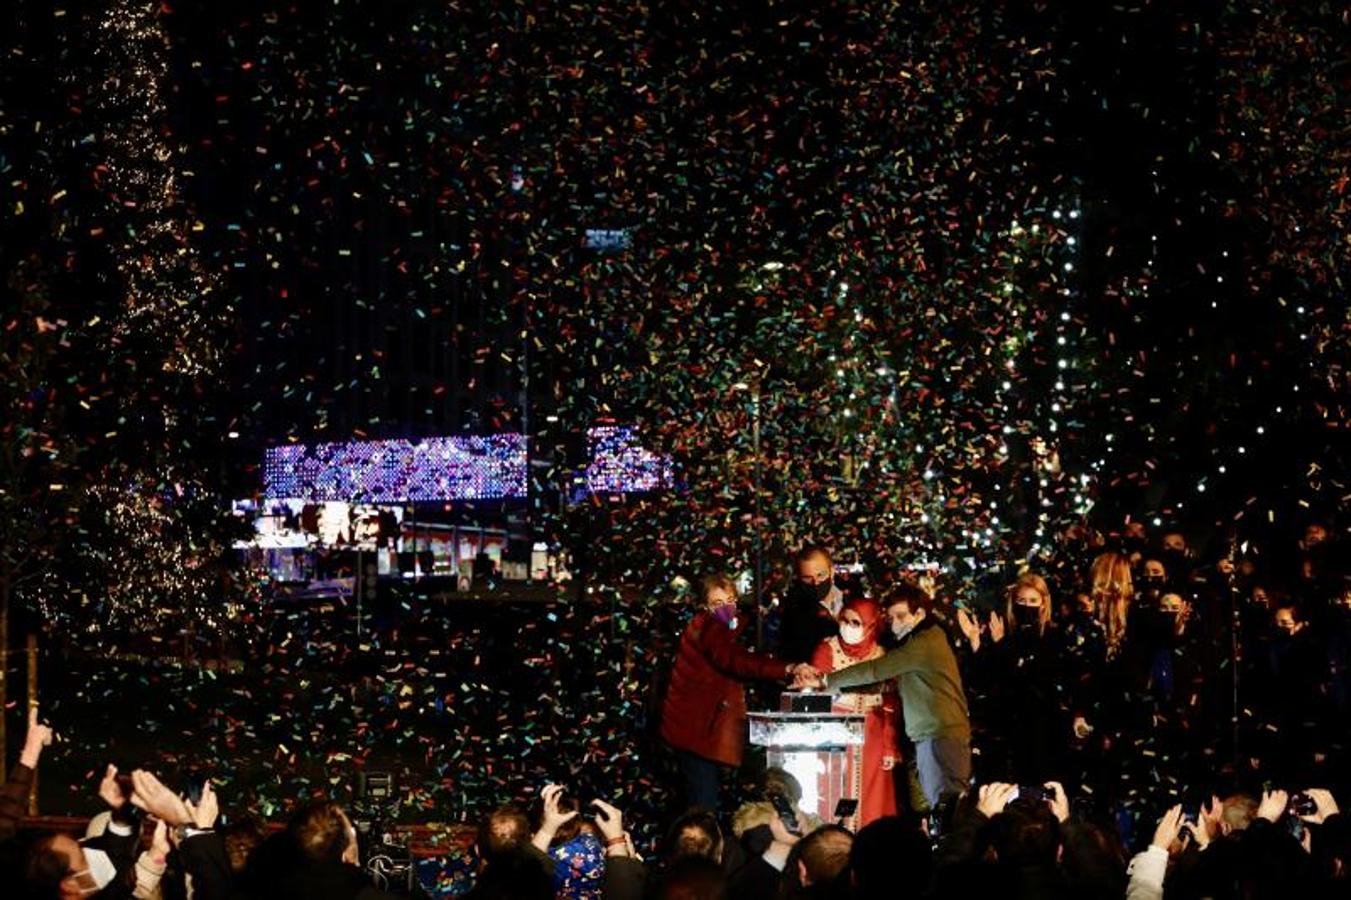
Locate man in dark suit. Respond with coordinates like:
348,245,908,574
776,546,844,662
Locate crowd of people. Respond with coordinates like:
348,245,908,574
3,518,1349,898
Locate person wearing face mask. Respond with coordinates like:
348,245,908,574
1258,601,1327,783
25,832,135,899
807,599,901,828
22,763,170,900
958,574,1073,785
797,582,969,813
776,546,845,663
661,574,817,812
1159,531,1196,586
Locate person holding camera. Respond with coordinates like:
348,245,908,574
660,573,818,812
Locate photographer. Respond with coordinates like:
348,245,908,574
523,785,644,900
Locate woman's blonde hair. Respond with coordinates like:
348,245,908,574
1089,552,1133,657
699,573,739,606
1005,572,1053,633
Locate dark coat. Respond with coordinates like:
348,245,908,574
660,610,790,766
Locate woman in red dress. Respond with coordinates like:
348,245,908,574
809,597,901,828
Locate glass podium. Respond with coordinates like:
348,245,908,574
748,693,866,831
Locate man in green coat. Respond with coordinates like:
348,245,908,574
798,582,971,810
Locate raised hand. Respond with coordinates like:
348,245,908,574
1190,795,1223,850
149,819,171,861
129,770,193,826
1044,781,1070,823
20,707,54,768
590,798,624,843
1151,804,1185,852
768,812,799,846
1296,789,1339,825
976,783,1017,818
531,783,579,851
1256,789,1288,824
185,780,219,830
98,764,127,810
956,608,980,650
988,611,1006,644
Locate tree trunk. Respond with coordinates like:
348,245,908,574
26,633,37,815
0,570,9,785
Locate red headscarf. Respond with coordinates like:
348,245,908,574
838,597,883,660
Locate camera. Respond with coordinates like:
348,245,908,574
351,772,422,897
1013,785,1054,803
766,789,801,835
1288,793,1318,817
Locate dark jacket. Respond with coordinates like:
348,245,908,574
215,832,400,900
777,583,840,663
661,610,790,766
0,762,34,844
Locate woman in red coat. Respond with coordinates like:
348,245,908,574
809,597,901,828
661,573,812,812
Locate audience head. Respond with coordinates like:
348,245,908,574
666,809,724,864
658,854,727,900
1005,573,1052,634
287,800,359,866
467,849,554,900
476,803,531,867
796,824,853,888
837,598,883,651
700,573,739,611
851,817,930,898
26,834,123,900
881,581,932,641
987,800,1062,868
795,546,834,596
1089,551,1133,654
1141,558,1167,583
763,767,805,810
223,814,270,874
1274,601,1307,636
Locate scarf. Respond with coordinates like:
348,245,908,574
839,597,883,660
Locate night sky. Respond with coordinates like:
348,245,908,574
0,0,1345,609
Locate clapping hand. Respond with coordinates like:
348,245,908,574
129,770,194,827
956,608,981,650
988,611,1006,643
98,764,128,811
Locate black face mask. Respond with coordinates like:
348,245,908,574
1162,548,1191,573
1012,605,1042,629
1140,608,1180,644
812,580,833,602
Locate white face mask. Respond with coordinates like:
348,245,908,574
72,847,118,894
839,623,865,645
891,618,915,641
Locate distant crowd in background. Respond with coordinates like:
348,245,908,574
3,516,1349,899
